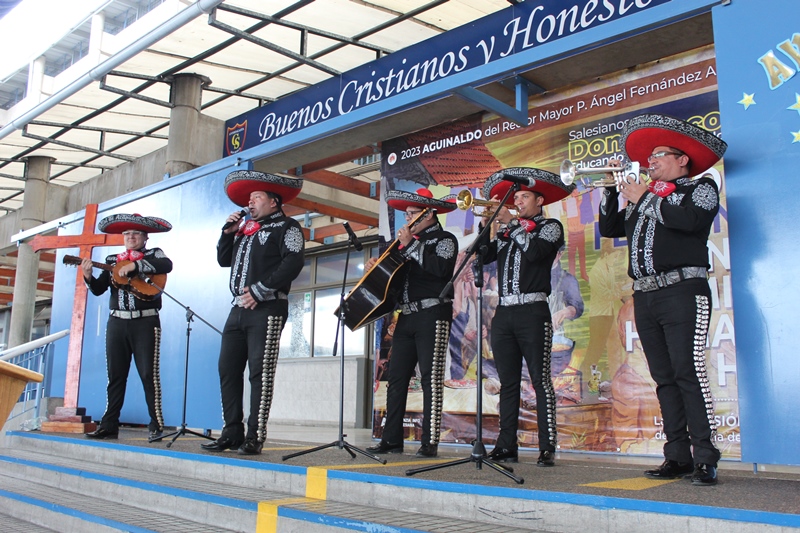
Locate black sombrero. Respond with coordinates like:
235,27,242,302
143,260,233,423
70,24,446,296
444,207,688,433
98,213,172,234
224,170,303,207
622,114,727,177
482,167,574,207
386,188,457,213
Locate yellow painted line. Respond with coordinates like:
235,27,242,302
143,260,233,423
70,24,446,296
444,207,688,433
306,467,328,500
582,477,680,490
256,497,309,533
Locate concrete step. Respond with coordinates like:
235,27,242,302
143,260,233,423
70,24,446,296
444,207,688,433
0,473,237,532
0,510,60,533
0,432,539,532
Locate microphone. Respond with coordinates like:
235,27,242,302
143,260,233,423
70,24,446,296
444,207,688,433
501,173,536,188
342,222,363,251
222,209,247,231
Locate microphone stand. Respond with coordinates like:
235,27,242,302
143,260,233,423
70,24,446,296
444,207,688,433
406,184,524,484
282,232,386,464
144,278,220,447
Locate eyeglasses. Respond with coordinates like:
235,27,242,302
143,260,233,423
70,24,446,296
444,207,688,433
404,210,423,218
648,151,684,162
122,231,145,237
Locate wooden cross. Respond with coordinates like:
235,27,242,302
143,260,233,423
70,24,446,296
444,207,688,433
31,204,122,410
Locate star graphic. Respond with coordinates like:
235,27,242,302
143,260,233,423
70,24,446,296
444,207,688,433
788,93,800,115
738,92,756,110
792,130,800,143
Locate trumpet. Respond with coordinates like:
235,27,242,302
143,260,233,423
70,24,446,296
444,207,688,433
456,189,516,217
560,159,649,189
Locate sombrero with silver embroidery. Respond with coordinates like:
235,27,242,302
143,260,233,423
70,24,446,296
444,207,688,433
98,213,172,234
224,170,303,207
386,188,457,213
482,167,574,207
622,114,727,177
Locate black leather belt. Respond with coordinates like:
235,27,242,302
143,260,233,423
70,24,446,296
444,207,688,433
633,267,708,292
110,309,158,319
499,292,548,306
400,298,451,315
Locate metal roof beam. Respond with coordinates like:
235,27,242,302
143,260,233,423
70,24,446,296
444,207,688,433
22,126,135,162
208,10,341,77
216,3,394,56
30,120,169,140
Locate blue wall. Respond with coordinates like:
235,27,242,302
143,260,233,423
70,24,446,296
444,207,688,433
714,0,800,465
50,169,241,431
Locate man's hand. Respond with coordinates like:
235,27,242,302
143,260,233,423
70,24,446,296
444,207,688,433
618,176,647,204
398,225,413,247
365,257,378,271
80,257,93,280
117,262,136,278
223,210,245,234
490,196,513,225
238,286,258,310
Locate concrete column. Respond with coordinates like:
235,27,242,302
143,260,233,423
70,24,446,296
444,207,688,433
165,73,211,177
8,156,52,348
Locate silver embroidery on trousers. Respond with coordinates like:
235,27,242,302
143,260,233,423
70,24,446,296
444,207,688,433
429,319,450,445
542,321,557,448
693,295,716,436
153,326,164,430
257,315,284,443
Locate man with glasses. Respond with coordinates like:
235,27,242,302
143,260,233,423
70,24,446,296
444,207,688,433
599,113,727,486
366,188,457,458
83,214,173,441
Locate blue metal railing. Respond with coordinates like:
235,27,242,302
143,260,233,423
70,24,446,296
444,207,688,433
1,330,69,425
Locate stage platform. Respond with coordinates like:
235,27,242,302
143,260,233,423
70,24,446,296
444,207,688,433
1,424,798,532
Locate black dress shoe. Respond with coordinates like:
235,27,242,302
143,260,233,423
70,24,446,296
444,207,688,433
200,436,242,452
691,463,718,486
366,441,404,454
148,429,163,441
85,427,118,440
537,450,555,467
415,444,438,458
488,447,518,463
238,438,263,455
644,459,694,479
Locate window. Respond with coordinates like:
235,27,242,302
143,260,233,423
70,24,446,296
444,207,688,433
280,244,376,358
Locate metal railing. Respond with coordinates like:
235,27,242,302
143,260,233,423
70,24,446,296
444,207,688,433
1,330,69,425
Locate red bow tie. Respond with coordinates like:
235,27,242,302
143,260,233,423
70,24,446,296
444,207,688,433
648,180,676,198
117,250,144,262
237,220,260,236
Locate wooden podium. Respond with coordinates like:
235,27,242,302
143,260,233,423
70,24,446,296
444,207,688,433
0,359,44,425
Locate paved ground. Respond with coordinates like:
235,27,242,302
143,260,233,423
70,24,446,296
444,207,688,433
61,424,800,517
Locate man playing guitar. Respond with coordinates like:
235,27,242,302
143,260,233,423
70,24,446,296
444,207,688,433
82,213,173,441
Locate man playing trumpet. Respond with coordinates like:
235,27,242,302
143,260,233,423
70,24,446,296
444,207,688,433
598,113,727,486
480,169,574,466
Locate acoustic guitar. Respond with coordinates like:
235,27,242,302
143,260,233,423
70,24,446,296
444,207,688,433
339,208,431,331
63,254,167,301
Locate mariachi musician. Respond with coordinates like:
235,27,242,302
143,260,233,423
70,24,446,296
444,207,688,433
366,188,458,458
83,213,173,441
481,169,574,466
202,170,305,456
599,113,727,486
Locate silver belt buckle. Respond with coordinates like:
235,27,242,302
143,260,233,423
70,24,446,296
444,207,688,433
638,276,659,292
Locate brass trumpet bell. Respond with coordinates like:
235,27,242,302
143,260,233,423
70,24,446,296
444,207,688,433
456,189,514,217
559,159,645,188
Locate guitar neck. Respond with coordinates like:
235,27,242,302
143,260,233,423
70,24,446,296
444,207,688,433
63,254,113,272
